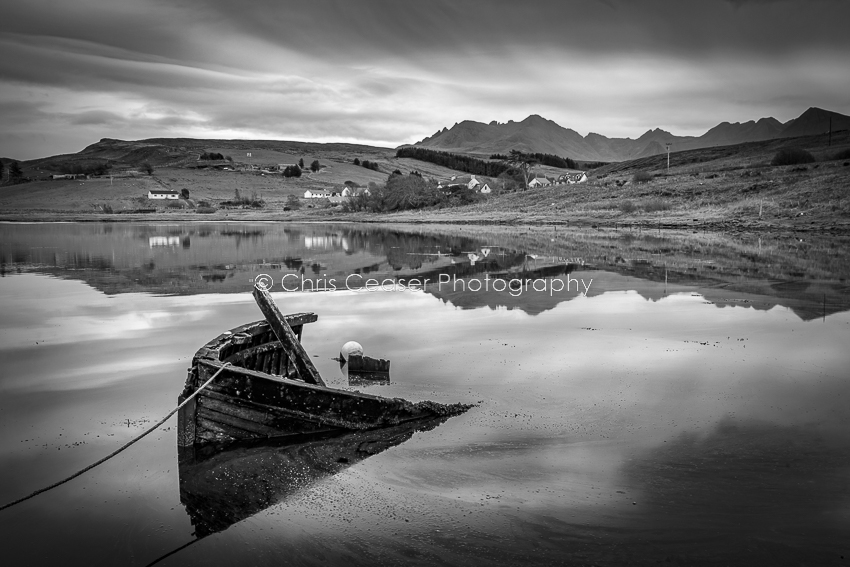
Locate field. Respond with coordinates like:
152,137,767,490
2,130,849,233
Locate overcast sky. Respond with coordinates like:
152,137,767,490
2,0,849,159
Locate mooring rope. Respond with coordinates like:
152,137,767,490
0,362,231,512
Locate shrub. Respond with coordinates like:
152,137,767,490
831,148,850,161
196,207,217,214
285,194,301,210
771,148,815,166
221,188,264,207
642,198,671,212
283,165,301,177
632,171,653,183
619,200,637,213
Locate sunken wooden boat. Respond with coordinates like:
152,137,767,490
177,288,471,448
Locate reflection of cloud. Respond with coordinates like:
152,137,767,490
619,418,850,558
4,356,177,392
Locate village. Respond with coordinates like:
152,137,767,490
141,155,590,205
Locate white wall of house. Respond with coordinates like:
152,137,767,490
148,191,179,200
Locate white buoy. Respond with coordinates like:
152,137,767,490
340,341,363,361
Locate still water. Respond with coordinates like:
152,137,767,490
0,222,848,566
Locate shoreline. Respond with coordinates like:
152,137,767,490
2,209,848,234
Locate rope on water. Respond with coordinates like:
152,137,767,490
0,362,231,512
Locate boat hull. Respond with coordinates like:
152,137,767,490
179,315,470,447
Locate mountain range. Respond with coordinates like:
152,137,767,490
411,107,850,163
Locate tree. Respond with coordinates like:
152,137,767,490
299,158,305,169
502,150,538,191
353,158,361,166
141,162,154,175
181,188,190,199
310,160,321,172
283,165,301,178
0,161,5,182
9,161,23,181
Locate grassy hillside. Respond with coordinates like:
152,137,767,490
2,130,848,232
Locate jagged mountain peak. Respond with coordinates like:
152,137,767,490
413,107,849,163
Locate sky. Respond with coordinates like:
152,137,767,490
2,0,849,160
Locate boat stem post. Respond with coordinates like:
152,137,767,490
252,287,326,387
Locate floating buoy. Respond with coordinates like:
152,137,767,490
340,341,363,361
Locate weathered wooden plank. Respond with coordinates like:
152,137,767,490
200,391,316,424
223,342,282,365
177,397,197,447
270,349,281,376
348,354,390,373
197,393,340,435
197,406,281,437
252,288,325,387
196,428,239,444
262,350,273,374
197,414,265,440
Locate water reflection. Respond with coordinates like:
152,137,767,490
178,417,449,539
1,222,848,320
1,224,849,565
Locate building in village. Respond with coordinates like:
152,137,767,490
528,176,552,188
148,190,180,200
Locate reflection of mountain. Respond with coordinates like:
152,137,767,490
429,264,849,320
178,417,448,538
1,223,847,320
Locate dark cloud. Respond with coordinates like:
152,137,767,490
1,0,849,158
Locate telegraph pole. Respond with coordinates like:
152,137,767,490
665,142,672,171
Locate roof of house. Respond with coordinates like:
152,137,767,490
149,189,180,195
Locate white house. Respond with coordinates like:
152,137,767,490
341,187,370,197
52,174,87,180
559,172,588,184
478,183,492,194
528,177,551,188
148,190,180,200
304,189,330,199
467,175,480,190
